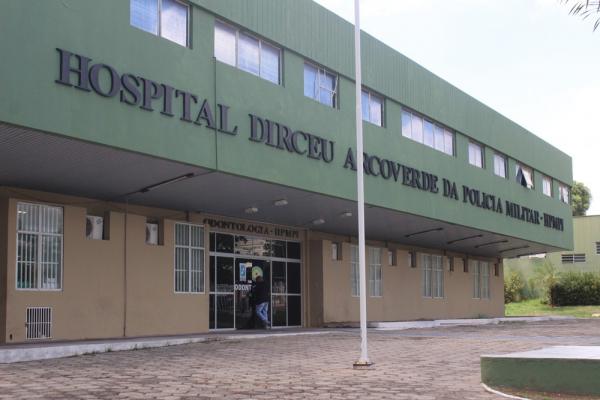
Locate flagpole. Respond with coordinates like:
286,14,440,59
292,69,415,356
353,0,371,368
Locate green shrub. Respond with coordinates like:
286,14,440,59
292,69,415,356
504,269,525,304
549,272,600,306
534,260,560,304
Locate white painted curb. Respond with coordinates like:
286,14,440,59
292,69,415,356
482,383,531,400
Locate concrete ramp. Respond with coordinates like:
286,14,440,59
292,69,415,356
481,346,600,396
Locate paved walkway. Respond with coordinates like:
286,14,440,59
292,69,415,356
1,320,599,399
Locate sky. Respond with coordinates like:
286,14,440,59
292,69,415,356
313,0,600,214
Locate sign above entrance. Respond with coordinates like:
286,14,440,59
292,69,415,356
203,218,300,239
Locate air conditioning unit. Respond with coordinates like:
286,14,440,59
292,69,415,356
146,223,159,245
86,216,104,240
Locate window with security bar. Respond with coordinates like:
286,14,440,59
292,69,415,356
596,242,600,255
472,260,490,299
561,253,586,264
16,203,63,290
174,223,205,293
350,244,359,297
422,254,444,298
368,247,382,297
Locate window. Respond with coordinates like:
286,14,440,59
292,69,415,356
559,183,570,204
369,248,382,297
350,245,359,297
361,90,384,126
214,21,281,84
472,260,490,299
596,242,600,255
304,63,337,107
17,203,63,290
543,176,552,197
561,253,586,263
130,0,189,47
401,109,454,156
516,163,534,189
331,242,341,261
174,223,205,293
468,142,484,168
388,249,396,266
493,153,507,178
421,254,443,298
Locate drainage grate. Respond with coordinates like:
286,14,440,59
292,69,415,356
26,307,52,339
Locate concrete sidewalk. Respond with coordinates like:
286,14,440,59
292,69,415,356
0,316,577,364
0,329,333,364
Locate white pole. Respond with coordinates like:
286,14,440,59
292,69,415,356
353,0,371,368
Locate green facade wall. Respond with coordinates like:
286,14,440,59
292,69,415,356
0,0,573,250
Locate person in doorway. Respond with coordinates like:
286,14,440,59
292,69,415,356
252,275,270,329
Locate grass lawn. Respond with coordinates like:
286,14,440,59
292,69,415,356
505,299,600,318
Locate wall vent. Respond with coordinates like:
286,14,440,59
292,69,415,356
26,307,52,340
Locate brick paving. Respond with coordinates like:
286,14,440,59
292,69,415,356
1,320,600,399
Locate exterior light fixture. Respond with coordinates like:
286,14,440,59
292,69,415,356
405,227,444,238
312,218,325,225
474,239,509,249
244,207,259,214
340,211,353,218
274,199,288,207
447,234,483,245
139,173,195,193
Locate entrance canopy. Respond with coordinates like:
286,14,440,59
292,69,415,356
0,123,560,258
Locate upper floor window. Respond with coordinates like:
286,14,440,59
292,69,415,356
401,109,454,156
516,163,534,189
214,21,281,85
17,203,63,290
304,63,337,107
559,183,570,204
130,0,189,47
493,153,507,178
361,90,384,127
542,175,552,197
468,142,484,168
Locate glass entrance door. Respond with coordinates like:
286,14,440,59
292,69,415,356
209,232,302,330
235,258,270,329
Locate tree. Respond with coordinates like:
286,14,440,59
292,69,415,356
571,181,592,216
562,1,600,31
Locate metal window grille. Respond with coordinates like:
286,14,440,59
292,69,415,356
596,242,600,255
26,307,52,340
174,223,204,293
562,253,585,264
472,260,481,299
422,254,444,298
368,247,382,297
350,245,359,297
481,262,490,299
17,203,63,290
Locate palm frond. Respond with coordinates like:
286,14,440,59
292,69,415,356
561,0,600,31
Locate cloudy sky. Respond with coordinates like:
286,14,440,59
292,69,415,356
314,0,600,214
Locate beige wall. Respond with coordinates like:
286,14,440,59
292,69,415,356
2,188,211,343
124,214,208,337
1,186,506,343
316,236,504,324
1,187,306,343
